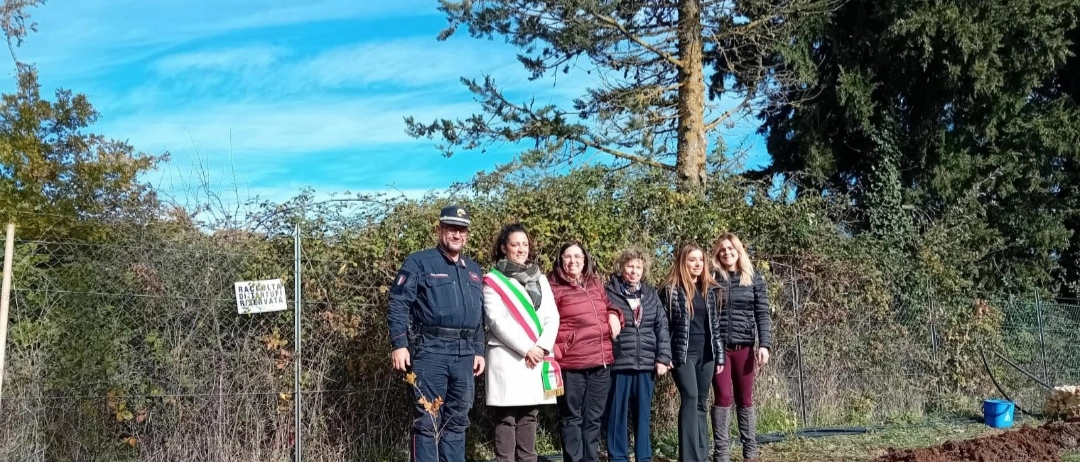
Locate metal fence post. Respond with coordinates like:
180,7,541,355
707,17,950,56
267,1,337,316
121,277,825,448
928,284,942,407
294,223,303,462
791,274,808,429
1034,291,1050,386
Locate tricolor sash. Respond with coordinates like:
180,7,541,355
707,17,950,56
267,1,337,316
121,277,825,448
485,269,564,398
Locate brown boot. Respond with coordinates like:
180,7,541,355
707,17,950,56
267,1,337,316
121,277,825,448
737,406,760,461
711,406,731,462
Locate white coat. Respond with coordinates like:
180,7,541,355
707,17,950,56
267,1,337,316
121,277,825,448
483,272,560,407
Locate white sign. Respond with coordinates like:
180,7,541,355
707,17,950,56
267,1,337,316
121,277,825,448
234,279,288,314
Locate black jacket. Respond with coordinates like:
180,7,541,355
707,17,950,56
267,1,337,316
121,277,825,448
716,271,772,349
606,275,672,371
660,283,725,367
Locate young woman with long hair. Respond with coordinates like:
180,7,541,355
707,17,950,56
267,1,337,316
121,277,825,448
709,233,772,462
659,243,724,462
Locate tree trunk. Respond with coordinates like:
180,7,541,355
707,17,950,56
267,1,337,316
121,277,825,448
675,0,707,193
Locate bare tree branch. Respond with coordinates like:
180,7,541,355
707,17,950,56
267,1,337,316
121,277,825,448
704,94,754,132
591,11,684,69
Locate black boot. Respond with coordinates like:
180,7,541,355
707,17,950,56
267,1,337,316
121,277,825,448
711,406,731,462
736,406,759,461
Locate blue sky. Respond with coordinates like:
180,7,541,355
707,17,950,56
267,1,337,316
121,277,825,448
15,0,769,209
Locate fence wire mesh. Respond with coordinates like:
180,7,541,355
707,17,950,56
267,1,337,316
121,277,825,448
0,216,1074,461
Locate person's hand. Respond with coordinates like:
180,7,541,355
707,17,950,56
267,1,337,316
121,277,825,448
390,345,410,371
473,355,486,376
526,346,545,368
391,347,411,371
716,364,724,375
655,362,670,376
756,347,770,366
608,313,622,339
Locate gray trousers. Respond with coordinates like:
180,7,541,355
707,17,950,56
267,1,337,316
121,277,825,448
493,406,539,462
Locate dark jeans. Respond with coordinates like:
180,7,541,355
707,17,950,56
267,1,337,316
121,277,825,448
672,340,714,462
410,352,475,462
557,366,611,462
713,345,756,407
606,371,656,462
493,406,539,462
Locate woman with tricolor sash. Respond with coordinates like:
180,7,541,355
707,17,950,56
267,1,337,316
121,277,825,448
482,223,561,462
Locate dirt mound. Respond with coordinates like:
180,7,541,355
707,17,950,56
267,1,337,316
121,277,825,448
873,421,1080,462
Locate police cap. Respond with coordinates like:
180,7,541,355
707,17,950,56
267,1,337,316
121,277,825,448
439,205,471,228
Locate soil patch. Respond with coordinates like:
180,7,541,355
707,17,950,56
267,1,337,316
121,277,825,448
873,421,1080,462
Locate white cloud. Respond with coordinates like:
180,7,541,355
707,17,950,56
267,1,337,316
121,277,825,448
20,0,437,78
154,45,285,75
105,95,480,156
145,37,535,94
301,38,518,88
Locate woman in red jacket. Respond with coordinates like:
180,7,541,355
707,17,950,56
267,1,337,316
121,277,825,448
549,241,624,462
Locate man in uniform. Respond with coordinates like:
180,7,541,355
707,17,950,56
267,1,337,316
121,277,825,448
388,205,486,462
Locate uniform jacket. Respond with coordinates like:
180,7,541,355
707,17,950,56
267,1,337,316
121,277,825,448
606,275,672,372
548,274,624,370
660,283,725,367
483,273,560,406
387,247,485,356
717,271,773,349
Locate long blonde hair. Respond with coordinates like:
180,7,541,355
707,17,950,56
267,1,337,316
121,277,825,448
711,232,755,286
662,243,717,318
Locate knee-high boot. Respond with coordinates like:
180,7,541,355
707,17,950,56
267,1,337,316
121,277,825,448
710,406,731,462
736,406,759,461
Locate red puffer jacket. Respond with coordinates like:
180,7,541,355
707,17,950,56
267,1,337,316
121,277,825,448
549,274,625,370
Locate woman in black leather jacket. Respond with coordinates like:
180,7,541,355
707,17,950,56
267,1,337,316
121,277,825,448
708,232,772,462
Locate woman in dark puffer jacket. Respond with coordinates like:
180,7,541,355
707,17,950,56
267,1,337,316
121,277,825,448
549,241,624,462
604,248,671,462
709,232,772,462
660,243,724,462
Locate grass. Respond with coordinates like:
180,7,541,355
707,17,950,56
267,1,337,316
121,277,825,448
758,420,1002,461
648,417,1078,461
469,418,1080,461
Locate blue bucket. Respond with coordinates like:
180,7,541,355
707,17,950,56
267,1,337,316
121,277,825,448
982,399,1015,428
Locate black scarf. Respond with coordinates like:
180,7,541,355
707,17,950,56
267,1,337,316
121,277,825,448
496,259,543,307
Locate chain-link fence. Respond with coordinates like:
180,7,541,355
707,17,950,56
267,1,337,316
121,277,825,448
762,281,1080,430
0,216,1075,461
0,217,412,461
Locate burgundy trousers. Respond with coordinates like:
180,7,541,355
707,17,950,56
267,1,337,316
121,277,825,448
712,345,756,407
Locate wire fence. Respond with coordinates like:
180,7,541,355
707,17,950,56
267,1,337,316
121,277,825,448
0,218,1074,461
